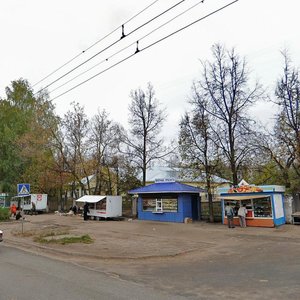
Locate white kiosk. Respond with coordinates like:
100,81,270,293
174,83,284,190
11,194,48,214
76,195,122,219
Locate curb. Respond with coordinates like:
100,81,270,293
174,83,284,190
3,237,200,261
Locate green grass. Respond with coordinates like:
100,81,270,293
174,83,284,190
0,207,10,221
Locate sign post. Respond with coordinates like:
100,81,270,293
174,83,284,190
17,183,30,234
17,183,30,196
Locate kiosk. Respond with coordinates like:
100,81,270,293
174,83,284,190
128,180,202,223
11,194,48,214
76,195,122,219
218,184,286,227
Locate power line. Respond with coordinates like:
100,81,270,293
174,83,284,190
49,0,205,95
32,0,160,88
34,0,188,95
49,0,239,102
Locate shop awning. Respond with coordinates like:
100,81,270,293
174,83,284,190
217,194,271,200
76,195,106,203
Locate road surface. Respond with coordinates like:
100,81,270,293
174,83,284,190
0,246,185,300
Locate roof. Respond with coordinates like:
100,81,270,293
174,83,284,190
142,166,230,184
128,181,203,194
76,195,106,203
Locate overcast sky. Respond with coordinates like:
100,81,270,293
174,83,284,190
1,0,300,140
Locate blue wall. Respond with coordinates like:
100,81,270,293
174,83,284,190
137,194,195,223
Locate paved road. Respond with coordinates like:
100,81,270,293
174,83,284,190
0,246,186,300
83,233,300,299
2,215,300,299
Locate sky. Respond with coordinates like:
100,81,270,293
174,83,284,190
1,0,300,141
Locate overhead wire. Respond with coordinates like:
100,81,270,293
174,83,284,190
32,0,160,88
35,0,188,95
49,0,239,102
49,0,206,95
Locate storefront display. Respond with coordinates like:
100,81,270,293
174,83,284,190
218,184,286,227
142,197,178,213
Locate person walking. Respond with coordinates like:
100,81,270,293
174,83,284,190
10,203,17,218
31,202,36,215
225,202,235,228
238,203,248,228
83,202,90,221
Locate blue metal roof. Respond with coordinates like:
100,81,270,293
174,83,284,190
128,181,203,194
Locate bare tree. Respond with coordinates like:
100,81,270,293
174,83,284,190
61,102,90,197
261,50,300,192
198,44,263,185
275,51,300,171
89,109,120,195
120,82,167,186
179,82,221,222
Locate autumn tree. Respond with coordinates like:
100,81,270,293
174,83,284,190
196,44,264,186
0,79,57,193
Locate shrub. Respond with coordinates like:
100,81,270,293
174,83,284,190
0,207,10,221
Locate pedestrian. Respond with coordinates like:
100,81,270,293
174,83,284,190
238,203,248,228
10,203,17,218
83,202,90,221
31,202,36,215
72,204,78,215
16,207,24,220
225,202,235,228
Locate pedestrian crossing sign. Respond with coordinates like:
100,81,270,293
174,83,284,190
17,183,30,196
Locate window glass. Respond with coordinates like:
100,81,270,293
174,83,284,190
253,197,272,218
143,198,156,211
96,199,106,210
162,198,178,212
142,197,178,212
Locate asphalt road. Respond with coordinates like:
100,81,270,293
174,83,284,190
0,246,185,300
2,215,300,299
128,235,300,299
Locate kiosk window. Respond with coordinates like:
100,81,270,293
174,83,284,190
162,198,178,212
143,197,178,212
143,199,156,211
253,197,272,218
96,199,106,210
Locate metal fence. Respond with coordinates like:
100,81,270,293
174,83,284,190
200,201,222,222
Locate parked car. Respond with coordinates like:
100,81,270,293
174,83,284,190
0,230,3,242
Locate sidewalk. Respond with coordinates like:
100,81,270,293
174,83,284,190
2,213,300,261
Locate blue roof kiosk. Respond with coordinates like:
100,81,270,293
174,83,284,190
128,180,203,223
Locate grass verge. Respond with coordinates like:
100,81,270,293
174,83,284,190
34,234,93,245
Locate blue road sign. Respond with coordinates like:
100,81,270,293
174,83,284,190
17,183,30,196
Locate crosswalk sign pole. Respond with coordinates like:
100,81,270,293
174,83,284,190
21,216,24,234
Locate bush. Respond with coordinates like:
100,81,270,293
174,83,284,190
0,207,10,221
